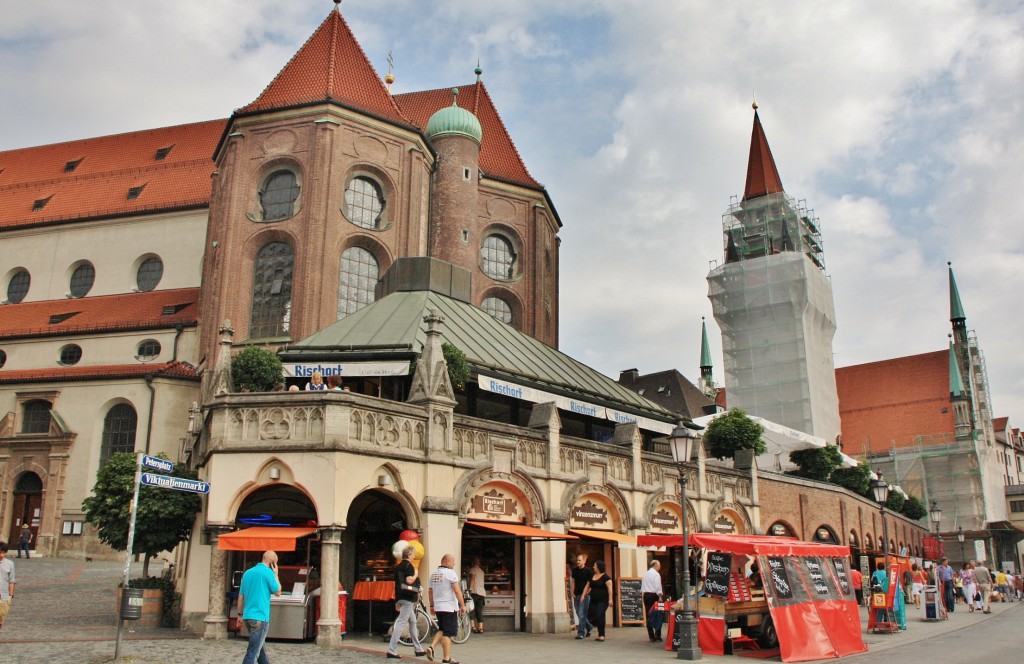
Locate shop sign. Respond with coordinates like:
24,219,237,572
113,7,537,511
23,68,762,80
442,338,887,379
571,500,609,527
713,513,737,534
649,507,679,532
768,523,791,537
705,552,731,598
283,361,410,378
469,488,519,518
766,556,793,600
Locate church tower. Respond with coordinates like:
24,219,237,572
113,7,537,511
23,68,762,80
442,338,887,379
698,317,717,399
707,106,841,439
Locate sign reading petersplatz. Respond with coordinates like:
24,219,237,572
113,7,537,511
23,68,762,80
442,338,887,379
140,473,210,494
704,551,732,598
141,454,174,473
766,556,793,599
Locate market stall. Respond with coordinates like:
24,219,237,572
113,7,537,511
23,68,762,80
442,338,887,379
638,533,866,662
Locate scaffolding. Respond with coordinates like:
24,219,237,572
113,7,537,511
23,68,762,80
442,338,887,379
707,192,840,440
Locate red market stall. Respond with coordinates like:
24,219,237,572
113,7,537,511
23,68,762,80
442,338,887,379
638,533,866,662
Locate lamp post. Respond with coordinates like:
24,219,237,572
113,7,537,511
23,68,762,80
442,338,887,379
668,421,703,661
956,526,965,563
871,476,891,572
929,500,942,560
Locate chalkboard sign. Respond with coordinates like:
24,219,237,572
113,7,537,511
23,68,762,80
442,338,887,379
831,559,851,596
705,552,731,598
617,577,645,625
765,556,793,600
804,558,830,595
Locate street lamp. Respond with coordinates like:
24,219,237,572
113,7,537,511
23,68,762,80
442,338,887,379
871,476,891,572
668,420,703,661
928,500,942,535
956,526,965,562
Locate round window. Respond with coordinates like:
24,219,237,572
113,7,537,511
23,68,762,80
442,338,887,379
59,344,82,366
482,297,512,324
0,349,7,369
136,257,164,292
69,263,95,298
481,234,516,280
344,176,385,229
7,269,30,303
136,339,161,361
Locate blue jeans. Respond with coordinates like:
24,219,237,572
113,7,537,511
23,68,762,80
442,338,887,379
243,618,271,664
18,541,30,558
573,594,592,636
387,599,421,654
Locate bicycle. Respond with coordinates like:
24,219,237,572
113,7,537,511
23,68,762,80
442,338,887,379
395,589,472,647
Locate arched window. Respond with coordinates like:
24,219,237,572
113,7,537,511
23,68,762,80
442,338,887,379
7,269,30,303
101,403,138,465
337,247,379,319
69,262,95,298
21,400,52,434
482,296,512,324
344,176,385,229
249,242,294,339
259,170,300,221
136,257,164,292
481,234,516,280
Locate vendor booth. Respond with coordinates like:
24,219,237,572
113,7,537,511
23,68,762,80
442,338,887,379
638,533,866,662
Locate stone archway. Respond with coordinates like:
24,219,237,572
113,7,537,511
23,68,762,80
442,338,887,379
8,472,43,546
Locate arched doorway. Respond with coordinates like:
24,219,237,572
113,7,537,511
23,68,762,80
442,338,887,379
344,490,409,633
8,472,43,546
231,485,319,592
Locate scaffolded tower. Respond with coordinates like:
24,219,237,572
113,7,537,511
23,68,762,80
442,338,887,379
707,108,841,440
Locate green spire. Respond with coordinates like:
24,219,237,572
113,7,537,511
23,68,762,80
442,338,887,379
948,262,966,322
949,338,965,398
700,317,713,369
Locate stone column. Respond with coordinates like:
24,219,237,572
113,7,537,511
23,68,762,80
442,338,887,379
203,525,233,640
316,527,345,648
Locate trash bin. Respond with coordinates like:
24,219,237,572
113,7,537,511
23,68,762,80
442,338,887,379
121,587,145,620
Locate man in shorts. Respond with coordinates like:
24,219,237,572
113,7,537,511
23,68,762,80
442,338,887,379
428,553,467,664
0,541,15,630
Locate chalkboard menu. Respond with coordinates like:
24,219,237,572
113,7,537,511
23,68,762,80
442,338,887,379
804,558,830,595
831,559,851,596
766,556,794,599
617,577,645,625
704,552,732,598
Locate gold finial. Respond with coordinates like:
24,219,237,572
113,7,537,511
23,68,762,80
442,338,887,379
752,91,758,110
385,50,395,92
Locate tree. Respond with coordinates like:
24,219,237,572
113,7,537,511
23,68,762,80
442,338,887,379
900,494,928,521
885,490,905,513
231,345,283,392
788,445,843,482
703,408,766,460
82,452,201,577
442,342,471,391
831,461,872,496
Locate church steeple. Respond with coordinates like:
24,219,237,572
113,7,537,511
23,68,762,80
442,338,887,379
948,336,965,398
743,106,785,201
949,261,967,324
699,317,716,397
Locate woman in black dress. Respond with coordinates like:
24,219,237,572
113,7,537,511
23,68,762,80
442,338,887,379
580,560,613,641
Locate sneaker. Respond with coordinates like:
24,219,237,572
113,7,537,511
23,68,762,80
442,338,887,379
575,635,584,640
585,629,591,637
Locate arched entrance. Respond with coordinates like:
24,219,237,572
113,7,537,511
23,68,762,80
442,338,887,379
8,472,43,546
344,490,410,633
231,485,319,591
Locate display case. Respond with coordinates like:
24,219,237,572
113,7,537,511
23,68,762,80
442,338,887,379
484,570,514,615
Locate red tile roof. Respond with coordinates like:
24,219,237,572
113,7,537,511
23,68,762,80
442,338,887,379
0,120,224,230
0,288,199,340
396,82,541,189
836,350,954,455
993,416,1009,431
237,9,411,128
0,361,199,384
743,110,784,201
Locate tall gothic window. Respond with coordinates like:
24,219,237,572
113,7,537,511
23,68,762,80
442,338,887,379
250,242,294,339
259,170,300,221
344,176,385,229
337,247,379,319
100,403,138,465
481,234,516,280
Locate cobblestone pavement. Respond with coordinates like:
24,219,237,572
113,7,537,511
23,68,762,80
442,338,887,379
2,556,1020,663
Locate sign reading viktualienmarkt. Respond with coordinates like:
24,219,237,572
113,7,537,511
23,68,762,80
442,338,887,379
569,494,615,529
467,485,525,521
649,504,681,534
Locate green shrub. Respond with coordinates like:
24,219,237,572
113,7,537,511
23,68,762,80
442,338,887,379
704,408,766,460
231,345,283,392
788,445,843,481
442,342,471,391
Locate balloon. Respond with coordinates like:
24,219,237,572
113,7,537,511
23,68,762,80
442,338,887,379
392,540,410,560
399,530,419,541
408,539,425,563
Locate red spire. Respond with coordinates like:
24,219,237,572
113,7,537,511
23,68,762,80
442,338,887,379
743,110,784,201
236,10,410,126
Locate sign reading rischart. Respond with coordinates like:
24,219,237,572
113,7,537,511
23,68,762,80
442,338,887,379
284,361,410,378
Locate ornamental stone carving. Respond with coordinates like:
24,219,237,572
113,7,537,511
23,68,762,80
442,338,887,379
737,478,752,499
559,448,585,475
516,438,547,469
349,409,424,451
454,427,488,459
608,456,631,483
230,406,324,443
641,461,662,486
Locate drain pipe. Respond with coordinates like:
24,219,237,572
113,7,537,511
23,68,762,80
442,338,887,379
171,323,184,362
144,373,156,455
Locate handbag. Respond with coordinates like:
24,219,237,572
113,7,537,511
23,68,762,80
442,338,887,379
399,583,420,593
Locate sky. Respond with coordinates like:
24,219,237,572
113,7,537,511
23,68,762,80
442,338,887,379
2,1,1022,425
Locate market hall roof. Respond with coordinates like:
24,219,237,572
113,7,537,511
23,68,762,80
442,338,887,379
282,288,675,423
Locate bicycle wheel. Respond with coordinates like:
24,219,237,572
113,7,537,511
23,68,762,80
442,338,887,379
397,607,433,647
453,611,472,644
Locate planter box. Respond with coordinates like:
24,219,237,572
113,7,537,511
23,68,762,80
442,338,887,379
116,588,164,628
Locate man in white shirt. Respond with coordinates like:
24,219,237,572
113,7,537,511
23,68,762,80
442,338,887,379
428,553,467,664
641,560,664,641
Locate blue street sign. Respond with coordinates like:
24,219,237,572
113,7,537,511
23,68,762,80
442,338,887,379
140,473,210,494
141,455,174,474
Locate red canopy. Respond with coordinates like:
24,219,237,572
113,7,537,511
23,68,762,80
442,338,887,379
637,532,851,558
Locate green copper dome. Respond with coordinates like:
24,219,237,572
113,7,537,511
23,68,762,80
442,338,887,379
426,89,482,144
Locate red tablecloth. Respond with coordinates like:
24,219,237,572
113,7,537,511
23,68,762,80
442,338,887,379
352,580,394,601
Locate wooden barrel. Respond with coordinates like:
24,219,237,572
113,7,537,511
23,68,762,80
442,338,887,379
116,588,164,628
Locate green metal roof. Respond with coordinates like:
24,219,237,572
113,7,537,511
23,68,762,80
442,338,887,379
700,318,713,369
949,341,965,397
425,90,483,144
284,289,675,419
948,264,966,322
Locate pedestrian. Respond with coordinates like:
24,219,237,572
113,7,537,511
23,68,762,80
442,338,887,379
960,562,977,613
17,525,32,559
0,541,15,630
569,553,592,639
428,553,467,664
466,557,486,634
938,558,955,612
580,559,613,642
973,560,993,614
995,569,1009,601
386,545,428,659
911,563,926,607
641,560,663,642
850,564,864,606
237,550,282,664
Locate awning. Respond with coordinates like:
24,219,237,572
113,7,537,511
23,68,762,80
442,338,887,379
467,520,578,541
637,533,851,558
217,526,318,551
569,529,637,544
